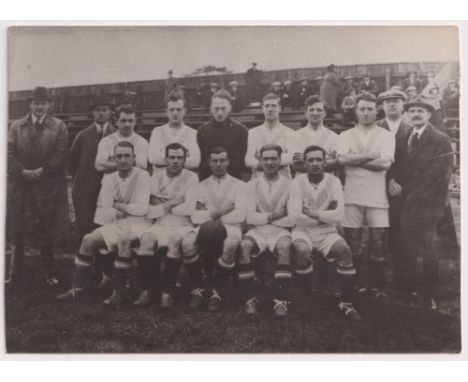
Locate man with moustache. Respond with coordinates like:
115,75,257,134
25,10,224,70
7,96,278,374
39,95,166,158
376,89,412,294
337,93,395,302
7,86,70,286
396,96,454,309
197,90,248,180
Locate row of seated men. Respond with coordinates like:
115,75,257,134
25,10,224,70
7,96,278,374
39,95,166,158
56,87,453,322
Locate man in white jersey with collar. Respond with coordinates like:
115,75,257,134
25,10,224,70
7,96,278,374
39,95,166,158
289,145,361,321
148,91,200,176
180,147,246,311
58,141,151,304
245,93,302,178
296,95,340,173
336,93,395,302
133,143,198,308
239,144,293,317
94,106,148,226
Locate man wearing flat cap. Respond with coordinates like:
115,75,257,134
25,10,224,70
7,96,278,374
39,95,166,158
7,86,70,286
376,89,412,295
394,95,456,309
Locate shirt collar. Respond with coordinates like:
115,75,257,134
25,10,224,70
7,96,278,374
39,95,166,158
210,174,229,183
412,124,428,138
306,123,325,133
31,113,46,125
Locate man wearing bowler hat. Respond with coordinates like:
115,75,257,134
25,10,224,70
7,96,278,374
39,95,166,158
7,86,70,286
394,95,456,309
376,89,412,295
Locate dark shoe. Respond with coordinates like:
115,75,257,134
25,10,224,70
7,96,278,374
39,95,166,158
245,297,258,315
160,292,174,310
338,302,362,322
96,273,112,290
208,289,222,312
57,288,84,300
273,299,289,317
134,290,151,307
103,290,122,305
189,288,205,309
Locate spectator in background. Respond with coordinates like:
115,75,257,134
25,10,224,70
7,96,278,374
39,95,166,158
121,91,138,110
341,88,357,123
245,62,263,104
343,75,358,96
309,76,322,96
293,77,311,110
281,80,294,109
405,85,418,100
195,81,208,109
320,64,341,117
402,71,423,93
227,81,244,113
443,80,460,110
197,90,248,180
426,84,447,133
204,82,220,110
358,75,378,95
269,81,283,98
422,70,436,89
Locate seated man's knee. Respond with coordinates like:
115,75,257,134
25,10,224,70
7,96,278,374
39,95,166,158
80,232,101,254
331,239,355,273
292,239,312,269
182,233,197,256
275,236,292,263
139,232,158,254
240,237,256,263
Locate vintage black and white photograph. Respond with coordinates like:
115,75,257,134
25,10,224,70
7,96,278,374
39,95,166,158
3,25,461,354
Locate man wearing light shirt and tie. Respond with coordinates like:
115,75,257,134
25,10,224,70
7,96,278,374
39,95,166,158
147,91,200,176
245,93,302,179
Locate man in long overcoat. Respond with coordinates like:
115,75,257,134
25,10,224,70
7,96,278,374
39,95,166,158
69,95,116,242
320,64,341,116
7,86,70,286
395,95,456,309
376,89,412,293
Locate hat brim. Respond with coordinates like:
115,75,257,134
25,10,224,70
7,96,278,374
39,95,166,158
90,103,114,111
404,102,435,113
28,96,52,101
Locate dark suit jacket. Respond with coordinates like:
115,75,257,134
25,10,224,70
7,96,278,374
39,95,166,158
376,118,412,184
398,124,454,239
69,122,116,238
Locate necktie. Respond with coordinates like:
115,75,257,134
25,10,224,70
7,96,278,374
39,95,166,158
408,133,419,151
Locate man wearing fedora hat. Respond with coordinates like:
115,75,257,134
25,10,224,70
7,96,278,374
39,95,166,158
376,89,412,296
7,86,70,286
394,95,455,309
358,75,379,96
